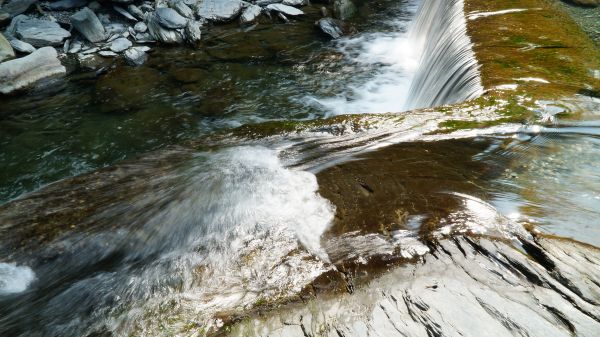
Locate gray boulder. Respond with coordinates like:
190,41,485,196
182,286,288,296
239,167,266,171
124,47,147,66
9,39,36,54
71,8,106,43
155,7,187,29
332,0,356,20
196,0,244,22
0,33,15,63
127,4,145,20
240,4,262,25
184,20,202,44
11,16,71,47
266,4,304,16
145,12,184,44
317,17,344,39
113,5,137,21
169,0,194,19
0,46,66,94
0,0,37,24
109,37,132,52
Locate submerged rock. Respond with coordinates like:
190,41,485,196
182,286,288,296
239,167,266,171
240,4,262,25
332,0,356,20
316,17,345,39
124,46,148,66
0,33,15,63
11,15,71,47
0,46,66,94
184,20,202,44
196,0,245,22
70,8,106,43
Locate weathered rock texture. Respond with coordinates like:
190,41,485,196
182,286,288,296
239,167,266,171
0,46,65,94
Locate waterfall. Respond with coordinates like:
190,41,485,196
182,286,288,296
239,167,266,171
404,0,484,110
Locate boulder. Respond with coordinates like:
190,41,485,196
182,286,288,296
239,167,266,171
0,46,66,94
11,16,71,47
196,0,244,22
124,46,147,66
169,0,194,19
0,33,16,63
155,7,187,29
0,0,37,23
145,12,184,44
184,20,202,44
240,4,262,25
47,0,89,10
316,17,344,39
109,37,132,52
266,4,304,16
113,5,137,21
9,39,35,54
70,8,106,43
332,0,356,20
127,4,145,20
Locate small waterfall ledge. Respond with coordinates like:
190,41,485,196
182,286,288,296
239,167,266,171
405,0,484,110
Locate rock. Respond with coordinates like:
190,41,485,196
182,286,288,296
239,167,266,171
87,1,101,11
98,50,117,57
0,33,15,63
169,0,193,19
113,5,137,21
124,46,147,66
265,4,304,16
109,37,132,52
196,0,245,22
9,39,35,54
71,8,106,43
184,20,202,44
134,22,148,33
134,32,155,43
68,40,83,53
316,17,344,39
0,46,66,94
12,16,71,47
0,0,37,23
127,4,145,20
569,0,599,6
155,7,187,29
48,0,89,10
332,0,356,20
282,0,306,5
145,12,184,44
240,4,262,25
320,6,328,17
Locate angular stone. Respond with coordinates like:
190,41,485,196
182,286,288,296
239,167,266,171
155,7,187,29
0,46,66,94
12,16,71,47
196,0,244,22
113,5,137,21
145,12,184,44
71,8,106,43
127,4,145,20
266,4,304,16
124,47,147,66
184,20,202,44
169,0,194,19
9,39,36,54
317,17,344,39
0,33,16,63
109,37,132,52
240,4,262,25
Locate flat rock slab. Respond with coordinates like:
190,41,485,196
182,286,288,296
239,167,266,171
266,3,305,16
0,46,66,94
109,37,132,52
9,39,36,54
71,7,106,43
11,16,71,47
196,0,244,22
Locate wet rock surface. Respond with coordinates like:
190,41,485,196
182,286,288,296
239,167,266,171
0,46,65,94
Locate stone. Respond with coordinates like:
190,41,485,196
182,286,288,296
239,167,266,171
155,7,187,29
240,4,262,25
316,17,344,39
109,37,132,52
145,12,184,44
68,40,83,54
124,47,147,66
48,0,89,10
265,4,304,16
184,20,202,44
71,8,106,43
9,39,35,54
134,22,148,33
0,33,15,62
12,16,71,47
169,0,193,18
0,0,36,22
98,50,117,57
282,0,306,5
196,0,245,22
113,5,137,21
333,0,356,20
127,4,145,20
0,46,66,94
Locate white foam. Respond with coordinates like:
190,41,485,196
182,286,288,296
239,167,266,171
0,262,36,295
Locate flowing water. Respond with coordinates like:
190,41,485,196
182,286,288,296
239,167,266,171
0,0,599,336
